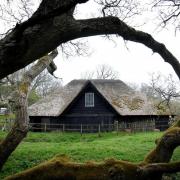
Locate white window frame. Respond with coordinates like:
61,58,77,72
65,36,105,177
85,92,94,107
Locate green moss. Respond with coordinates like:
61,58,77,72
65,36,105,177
18,82,29,94
111,97,123,108
171,118,180,128
6,156,140,180
112,96,144,110
128,98,144,110
165,127,180,134
144,127,180,164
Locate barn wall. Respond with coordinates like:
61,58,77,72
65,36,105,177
55,84,119,126
52,115,115,125
119,115,169,131
155,115,169,131
63,85,117,116
29,115,170,132
29,116,43,131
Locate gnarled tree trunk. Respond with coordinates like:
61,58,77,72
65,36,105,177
0,50,58,170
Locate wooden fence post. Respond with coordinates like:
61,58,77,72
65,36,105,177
116,121,119,134
63,124,65,132
44,123,46,132
98,124,101,137
80,124,83,136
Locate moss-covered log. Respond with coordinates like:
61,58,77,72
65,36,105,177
144,127,180,163
5,155,180,180
5,120,180,180
5,156,140,180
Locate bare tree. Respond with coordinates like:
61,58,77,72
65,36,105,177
139,83,154,99
31,70,62,97
81,64,120,79
96,64,119,79
81,70,95,79
132,74,180,115
150,73,180,114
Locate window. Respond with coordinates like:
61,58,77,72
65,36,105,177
85,93,94,107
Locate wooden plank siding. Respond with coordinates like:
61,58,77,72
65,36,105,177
61,84,118,115
119,115,169,131
54,83,119,125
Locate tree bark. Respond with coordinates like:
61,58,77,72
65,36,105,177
0,50,58,171
144,127,180,163
0,0,180,81
5,120,180,180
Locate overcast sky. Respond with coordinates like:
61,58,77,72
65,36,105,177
1,0,180,86
53,1,180,85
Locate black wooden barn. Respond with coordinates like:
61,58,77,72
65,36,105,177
28,79,171,132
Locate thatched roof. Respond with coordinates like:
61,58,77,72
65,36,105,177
28,79,157,116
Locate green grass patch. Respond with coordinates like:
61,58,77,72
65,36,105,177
0,131,180,179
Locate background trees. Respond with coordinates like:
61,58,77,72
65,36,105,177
149,73,180,114
0,65,62,109
129,73,180,116
81,64,120,79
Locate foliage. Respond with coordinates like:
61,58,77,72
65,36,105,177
0,131,179,179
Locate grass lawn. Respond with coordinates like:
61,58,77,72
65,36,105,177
0,131,180,179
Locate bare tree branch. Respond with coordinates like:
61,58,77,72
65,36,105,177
81,64,119,79
152,0,180,29
150,73,180,114
0,0,180,82
96,64,119,79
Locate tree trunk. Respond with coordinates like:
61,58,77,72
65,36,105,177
0,50,58,171
0,123,28,170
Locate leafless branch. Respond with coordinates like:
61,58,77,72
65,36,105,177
81,64,120,79
150,72,180,113
59,39,91,58
152,0,180,29
95,0,140,22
